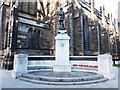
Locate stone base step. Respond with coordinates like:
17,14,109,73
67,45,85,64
18,71,108,85
18,76,108,85
21,73,104,82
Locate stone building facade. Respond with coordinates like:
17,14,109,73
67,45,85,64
0,0,120,69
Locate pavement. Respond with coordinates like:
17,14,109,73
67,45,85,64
0,66,119,89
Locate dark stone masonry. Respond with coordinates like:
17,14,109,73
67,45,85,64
0,0,120,69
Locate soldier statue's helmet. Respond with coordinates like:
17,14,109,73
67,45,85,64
60,7,63,11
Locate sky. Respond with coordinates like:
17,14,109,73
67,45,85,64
94,0,120,18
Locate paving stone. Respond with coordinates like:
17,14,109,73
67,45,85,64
0,67,118,88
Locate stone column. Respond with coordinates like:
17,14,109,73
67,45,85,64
11,54,28,78
53,30,71,72
90,0,95,21
98,54,115,79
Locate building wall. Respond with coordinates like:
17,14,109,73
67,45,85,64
0,0,120,69
117,1,120,59
0,7,2,55
118,1,120,23
1,1,119,56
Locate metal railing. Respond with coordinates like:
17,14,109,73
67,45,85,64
28,55,97,61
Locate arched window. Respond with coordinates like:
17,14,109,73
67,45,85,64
37,31,40,49
27,28,41,49
32,29,36,49
4,22,9,49
27,28,33,49
83,15,89,51
34,28,41,49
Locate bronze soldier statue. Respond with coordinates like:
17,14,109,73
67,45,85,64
58,7,65,29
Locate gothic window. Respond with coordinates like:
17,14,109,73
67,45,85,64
22,2,28,13
98,23,102,53
32,30,36,48
27,28,41,49
35,30,40,49
4,23,9,49
83,15,89,51
37,31,40,49
47,2,50,15
18,23,27,32
18,2,22,11
18,2,37,16
33,29,41,49
118,22,120,27
27,28,33,49
28,2,37,16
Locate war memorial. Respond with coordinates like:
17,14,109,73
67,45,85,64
0,0,120,89
11,7,115,85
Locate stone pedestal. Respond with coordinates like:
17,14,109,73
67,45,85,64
98,54,115,80
53,30,71,72
11,54,28,78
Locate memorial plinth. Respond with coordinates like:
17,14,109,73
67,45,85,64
98,54,115,80
53,30,71,72
11,54,28,78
